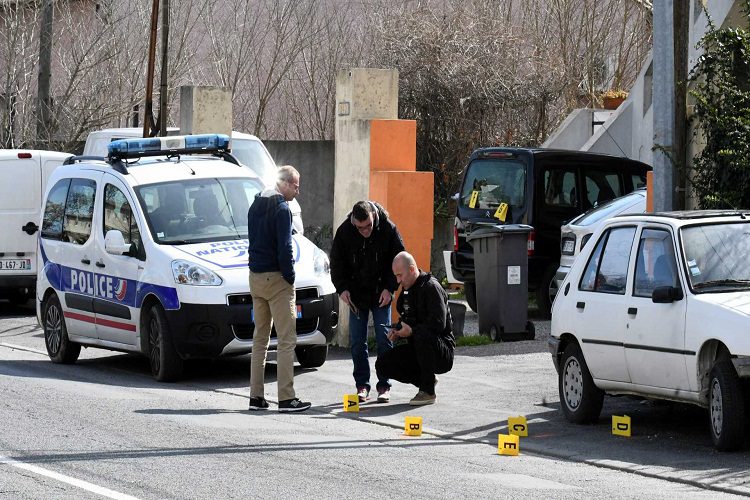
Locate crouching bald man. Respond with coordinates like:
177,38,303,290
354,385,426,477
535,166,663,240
375,251,455,406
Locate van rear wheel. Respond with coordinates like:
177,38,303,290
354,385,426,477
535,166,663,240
146,304,183,382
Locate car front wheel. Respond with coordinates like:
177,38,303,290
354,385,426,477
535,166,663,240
146,304,183,382
559,342,603,424
43,294,81,364
295,345,328,368
709,359,745,451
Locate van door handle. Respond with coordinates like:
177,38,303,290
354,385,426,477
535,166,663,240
628,307,638,315
95,260,106,268
81,258,90,265
22,222,39,235
576,301,585,310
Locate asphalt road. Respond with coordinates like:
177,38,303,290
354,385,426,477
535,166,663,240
0,299,748,499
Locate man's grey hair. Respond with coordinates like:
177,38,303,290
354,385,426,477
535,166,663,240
277,165,300,186
393,251,417,269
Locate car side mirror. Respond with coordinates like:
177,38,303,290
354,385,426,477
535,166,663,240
652,286,683,303
105,229,134,255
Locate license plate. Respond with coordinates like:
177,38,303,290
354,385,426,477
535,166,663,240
0,258,31,271
562,239,575,254
250,305,303,322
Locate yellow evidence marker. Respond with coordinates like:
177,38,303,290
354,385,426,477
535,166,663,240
612,415,631,437
404,416,423,436
343,394,359,413
468,190,479,209
497,434,520,456
494,202,508,222
508,416,528,437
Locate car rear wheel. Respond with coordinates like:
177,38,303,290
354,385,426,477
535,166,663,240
146,304,183,382
709,359,745,451
43,294,80,364
559,342,603,424
464,281,477,313
295,345,328,368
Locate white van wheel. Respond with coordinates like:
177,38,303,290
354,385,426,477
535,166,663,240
146,304,183,382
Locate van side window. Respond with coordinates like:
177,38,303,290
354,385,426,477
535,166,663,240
41,179,71,240
103,184,141,255
632,173,647,189
584,171,623,209
544,168,577,207
579,226,636,294
63,179,96,245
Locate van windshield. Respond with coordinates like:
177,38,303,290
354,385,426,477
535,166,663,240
136,177,263,244
231,139,277,186
460,159,526,210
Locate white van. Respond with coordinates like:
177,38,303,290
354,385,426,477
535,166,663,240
0,150,71,303
83,128,303,233
37,134,338,381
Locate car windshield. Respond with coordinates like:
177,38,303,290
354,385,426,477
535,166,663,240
460,159,526,210
573,191,645,227
681,222,750,292
231,138,277,186
136,177,263,244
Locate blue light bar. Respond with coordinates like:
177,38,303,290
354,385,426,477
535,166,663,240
107,134,231,161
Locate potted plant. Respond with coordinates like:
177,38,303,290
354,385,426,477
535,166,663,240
601,89,628,109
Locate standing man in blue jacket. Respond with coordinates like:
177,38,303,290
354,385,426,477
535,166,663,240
247,165,310,413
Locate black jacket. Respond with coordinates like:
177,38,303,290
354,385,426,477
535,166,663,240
397,272,455,349
330,202,405,309
247,189,295,285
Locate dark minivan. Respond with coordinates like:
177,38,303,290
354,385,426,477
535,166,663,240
450,148,651,317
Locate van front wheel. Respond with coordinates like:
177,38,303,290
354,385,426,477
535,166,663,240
535,265,557,319
464,281,477,313
146,304,183,382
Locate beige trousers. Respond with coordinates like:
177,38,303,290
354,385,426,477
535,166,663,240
249,271,297,401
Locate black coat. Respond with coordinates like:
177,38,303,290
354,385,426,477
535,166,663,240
330,202,405,310
397,272,455,349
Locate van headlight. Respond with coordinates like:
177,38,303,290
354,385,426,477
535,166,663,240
171,260,223,286
313,248,330,276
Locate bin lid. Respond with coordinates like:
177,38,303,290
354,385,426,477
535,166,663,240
466,223,533,242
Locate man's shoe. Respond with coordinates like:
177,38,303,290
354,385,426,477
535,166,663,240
409,390,436,406
248,396,269,411
376,387,391,403
278,398,311,413
356,386,370,402
434,375,439,386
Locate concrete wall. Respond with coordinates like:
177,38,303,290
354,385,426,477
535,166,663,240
264,140,335,252
179,86,232,137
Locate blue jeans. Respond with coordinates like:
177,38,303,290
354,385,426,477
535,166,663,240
349,304,393,391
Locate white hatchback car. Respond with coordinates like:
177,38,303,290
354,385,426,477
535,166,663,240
550,211,750,451
37,134,338,381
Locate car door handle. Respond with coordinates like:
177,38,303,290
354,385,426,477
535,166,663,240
576,301,585,310
81,258,91,265
95,260,106,268
628,307,638,315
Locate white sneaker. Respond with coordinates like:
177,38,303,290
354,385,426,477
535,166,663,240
377,388,391,403
356,386,369,402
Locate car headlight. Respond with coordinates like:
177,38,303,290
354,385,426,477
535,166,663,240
313,248,330,276
171,260,223,286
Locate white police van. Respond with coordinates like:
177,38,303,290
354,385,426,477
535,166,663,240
36,134,338,381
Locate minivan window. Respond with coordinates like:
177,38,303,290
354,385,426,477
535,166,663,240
41,179,71,240
137,177,263,244
584,170,623,209
460,159,526,210
62,179,96,245
104,184,142,254
543,168,577,207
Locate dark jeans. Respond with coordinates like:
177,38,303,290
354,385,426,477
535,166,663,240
349,305,392,391
375,334,453,395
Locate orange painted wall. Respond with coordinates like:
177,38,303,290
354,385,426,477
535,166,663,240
646,171,654,212
370,119,416,172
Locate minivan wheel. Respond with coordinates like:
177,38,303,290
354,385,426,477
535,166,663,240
559,342,603,424
43,294,80,364
295,345,328,368
535,265,557,319
464,281,477,313
146,304,183,382
709,359,745,451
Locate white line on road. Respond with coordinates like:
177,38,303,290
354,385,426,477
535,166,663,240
0,342,47,356
0,455,141,500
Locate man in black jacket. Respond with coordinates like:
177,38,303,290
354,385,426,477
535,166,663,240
330,201,405,403
375,251,455,406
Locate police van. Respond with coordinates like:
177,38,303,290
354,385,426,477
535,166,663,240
36,134,338,381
